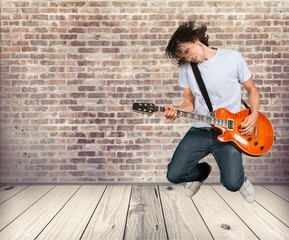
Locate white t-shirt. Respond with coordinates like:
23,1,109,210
178,48,252,128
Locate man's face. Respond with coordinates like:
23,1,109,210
176,40,206,63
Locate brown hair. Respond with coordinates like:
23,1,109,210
165,21,209,64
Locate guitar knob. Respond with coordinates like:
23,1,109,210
247,137,252,141
254,141,258,146
260,146,264,151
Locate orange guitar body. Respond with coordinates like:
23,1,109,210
214,108,274,157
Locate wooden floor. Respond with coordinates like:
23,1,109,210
0,184,288,240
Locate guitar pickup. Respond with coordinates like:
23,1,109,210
227,119,234,131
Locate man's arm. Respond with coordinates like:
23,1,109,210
164,88,194,121
240,77,260,135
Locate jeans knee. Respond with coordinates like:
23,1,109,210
223,180,242,192
166,171,181,184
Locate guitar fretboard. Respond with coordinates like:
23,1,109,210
158,106,230,128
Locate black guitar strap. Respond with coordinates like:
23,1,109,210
190,62,214,114
241,98,250,109
190,62,250,113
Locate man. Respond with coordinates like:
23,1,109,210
164,21,259,203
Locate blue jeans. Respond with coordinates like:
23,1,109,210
166,127,244,192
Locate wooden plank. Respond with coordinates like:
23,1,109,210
213,185,289,239
282,185,289,190
159,185,213,240
0,185,79,239
36,185,106,240
124,185,167,240
263,185,289,202
81,185,131,240
192,185,258,239
0,185,29,204
255,186,289,226
0,185,54,230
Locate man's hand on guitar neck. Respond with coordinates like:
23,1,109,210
164,100,194,121
164,102,194,121
163,106,179,121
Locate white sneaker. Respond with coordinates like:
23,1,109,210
239,177,255,203
184,164,212,197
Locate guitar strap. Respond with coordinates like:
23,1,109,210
190,62,250,113
190,62,214,114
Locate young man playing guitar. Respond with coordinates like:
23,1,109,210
164,21,259,203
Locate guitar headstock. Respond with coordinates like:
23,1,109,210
132,102,158,114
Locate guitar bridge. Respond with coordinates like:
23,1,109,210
254,125,258,137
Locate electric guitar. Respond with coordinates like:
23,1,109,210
132,102,274,157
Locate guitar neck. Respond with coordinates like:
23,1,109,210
158,106,228,127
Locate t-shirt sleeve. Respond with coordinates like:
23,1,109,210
237,53,252,83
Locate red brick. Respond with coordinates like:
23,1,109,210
0,0,287,183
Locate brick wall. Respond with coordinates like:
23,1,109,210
0,0,288,183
